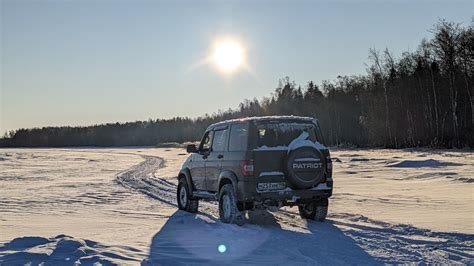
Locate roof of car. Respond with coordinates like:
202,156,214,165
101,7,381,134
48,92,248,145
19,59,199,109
207,115,317,130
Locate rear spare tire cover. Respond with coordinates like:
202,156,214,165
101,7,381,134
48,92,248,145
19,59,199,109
286,147,326,189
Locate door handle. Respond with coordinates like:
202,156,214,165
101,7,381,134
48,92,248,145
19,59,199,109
217,154,224,159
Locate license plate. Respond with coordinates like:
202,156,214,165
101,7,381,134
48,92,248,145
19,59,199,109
257,182,286,191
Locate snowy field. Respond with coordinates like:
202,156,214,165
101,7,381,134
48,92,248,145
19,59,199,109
0,147,472,265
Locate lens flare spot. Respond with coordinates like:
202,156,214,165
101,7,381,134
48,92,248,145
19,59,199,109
218,244,227,253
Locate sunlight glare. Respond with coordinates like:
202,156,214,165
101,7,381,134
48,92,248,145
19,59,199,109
211,39,245,74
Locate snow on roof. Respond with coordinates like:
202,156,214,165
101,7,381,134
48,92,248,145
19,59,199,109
208,115,317,129
254,131,327,152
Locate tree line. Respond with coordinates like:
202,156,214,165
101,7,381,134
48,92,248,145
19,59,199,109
1,20,472,148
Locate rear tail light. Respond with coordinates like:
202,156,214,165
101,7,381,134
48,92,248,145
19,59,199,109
240,160,254,176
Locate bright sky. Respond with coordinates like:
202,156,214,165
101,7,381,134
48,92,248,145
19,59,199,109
1,0,472,134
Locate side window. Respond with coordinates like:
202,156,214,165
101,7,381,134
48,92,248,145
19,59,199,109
199,131,213,152
228,123,248,151
212,129,227,152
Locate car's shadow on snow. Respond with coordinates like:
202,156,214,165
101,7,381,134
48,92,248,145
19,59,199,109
142,210,378,265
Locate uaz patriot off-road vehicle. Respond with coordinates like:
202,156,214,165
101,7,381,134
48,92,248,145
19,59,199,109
177,116,333,225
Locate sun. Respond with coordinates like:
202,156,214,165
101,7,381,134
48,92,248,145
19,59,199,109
211,39,245,74
187,37,250,76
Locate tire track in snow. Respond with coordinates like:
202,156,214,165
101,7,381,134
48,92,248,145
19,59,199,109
273,210,474,264
115,155,217,215
115,155,221,222
328,213,474,264
116,155,178,206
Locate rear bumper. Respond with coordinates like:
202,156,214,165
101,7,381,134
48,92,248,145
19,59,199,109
236,180,333,203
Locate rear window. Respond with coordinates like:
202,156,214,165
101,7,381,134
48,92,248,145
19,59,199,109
257,122,319,147
228,123,248,151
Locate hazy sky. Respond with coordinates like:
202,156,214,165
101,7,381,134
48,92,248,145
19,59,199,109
1,0,472,133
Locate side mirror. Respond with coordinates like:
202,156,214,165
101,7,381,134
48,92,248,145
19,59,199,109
186,144,197,153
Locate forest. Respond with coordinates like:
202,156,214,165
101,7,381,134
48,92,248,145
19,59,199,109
1,20,472,148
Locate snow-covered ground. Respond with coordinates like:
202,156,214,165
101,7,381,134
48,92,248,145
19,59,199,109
0,147,472,265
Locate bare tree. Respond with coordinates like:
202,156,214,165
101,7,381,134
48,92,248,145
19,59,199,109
369,48,393,147
458,26,474,129
431,20,462,146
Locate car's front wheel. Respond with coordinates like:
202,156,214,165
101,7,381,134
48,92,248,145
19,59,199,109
219,184,244,225
298,199,328,222
177,178,198,213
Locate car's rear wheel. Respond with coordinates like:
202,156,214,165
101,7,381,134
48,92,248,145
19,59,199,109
219,184,244,225
177,178,198,213
298,199,328,222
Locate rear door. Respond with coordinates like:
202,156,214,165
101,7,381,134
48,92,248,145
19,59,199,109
190,130,213,190
252,121,322,186
205,126,228,192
